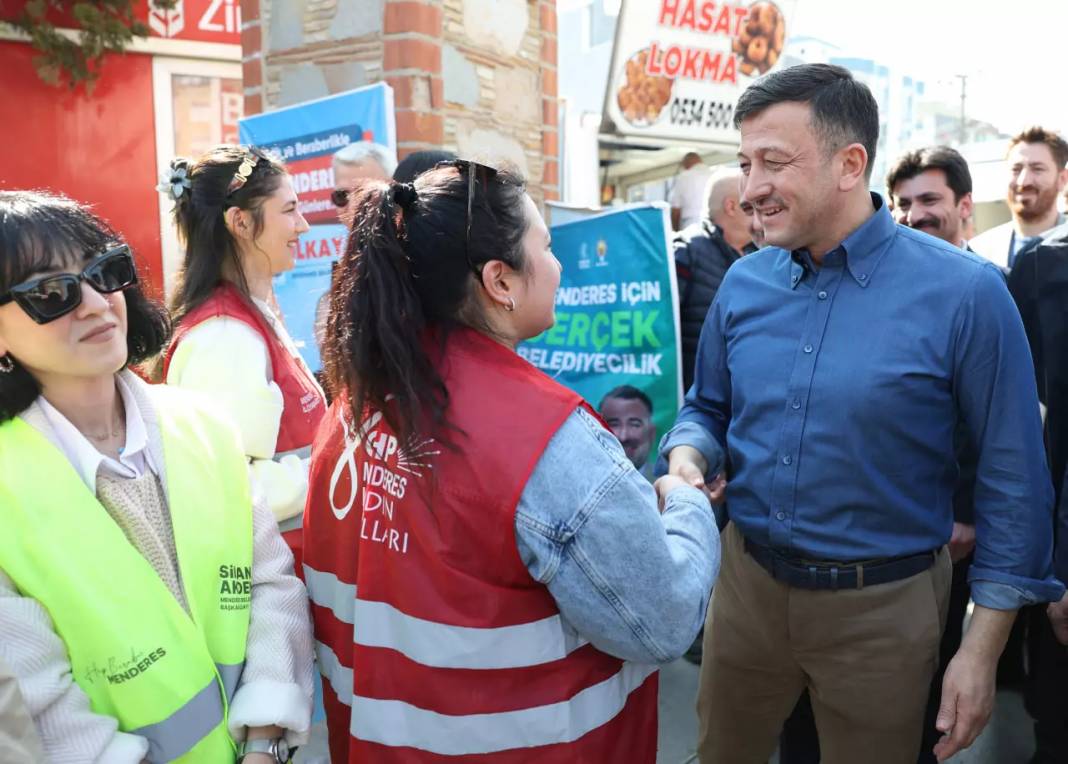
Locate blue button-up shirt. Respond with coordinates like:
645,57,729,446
662,194,1064,609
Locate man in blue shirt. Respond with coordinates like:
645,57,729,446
659,63,1064,764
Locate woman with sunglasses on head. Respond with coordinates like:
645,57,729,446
160,146,327,569
0,191,313,762
303,163,721,763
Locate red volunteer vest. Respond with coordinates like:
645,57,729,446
303,328,659,764
163,282,326,457
164,282,326,570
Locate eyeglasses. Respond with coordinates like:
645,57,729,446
440,159,498,277
330,188,349,209
0,244,138,324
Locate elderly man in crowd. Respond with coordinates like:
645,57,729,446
330,141,397,214
674,167,755,390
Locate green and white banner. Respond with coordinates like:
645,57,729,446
519,203,683,447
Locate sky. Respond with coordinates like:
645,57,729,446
789,0,1068,136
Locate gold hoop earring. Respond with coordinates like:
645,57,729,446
505,297,516,312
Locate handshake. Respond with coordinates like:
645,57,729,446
654,445,727,517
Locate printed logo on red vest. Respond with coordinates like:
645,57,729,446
327,406,439,554
300,390,321,414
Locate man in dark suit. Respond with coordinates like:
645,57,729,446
1008,225,1068,763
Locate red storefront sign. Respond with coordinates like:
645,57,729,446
0,0,240,45
142,0,242,44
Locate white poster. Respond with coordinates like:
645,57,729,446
603,0,797,145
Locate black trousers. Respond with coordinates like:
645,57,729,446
1024,603,1068,762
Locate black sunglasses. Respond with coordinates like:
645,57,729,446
330,188,349,209
438,159,499,277
0,244,138,324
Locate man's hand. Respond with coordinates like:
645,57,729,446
948,522,976,563
934,648,996,761
933,606,1015,761
666,445,727,505
1048,592,1068,645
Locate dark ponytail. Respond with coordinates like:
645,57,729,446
323,164,529,448
162,144,287,325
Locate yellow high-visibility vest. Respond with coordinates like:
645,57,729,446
0,386,253,762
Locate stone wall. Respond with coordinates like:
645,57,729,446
239,0,558,200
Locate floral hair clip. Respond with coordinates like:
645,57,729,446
156,164,192,202
227,150,259,195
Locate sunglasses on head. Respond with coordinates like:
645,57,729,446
0,244,138,325
437,159,499,277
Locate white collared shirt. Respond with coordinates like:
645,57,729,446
31,373,155,494
669,164,712,230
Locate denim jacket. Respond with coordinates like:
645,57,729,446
515,408,720,664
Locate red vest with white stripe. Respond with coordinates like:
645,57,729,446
303,328,659,763
163,282,326,457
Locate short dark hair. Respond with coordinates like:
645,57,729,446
599,385,653,416
393,150,458,184
734,63,880,179
1009,126,1068,169
0,190,171,422
885,146,973,203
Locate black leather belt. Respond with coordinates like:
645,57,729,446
743,538,938,591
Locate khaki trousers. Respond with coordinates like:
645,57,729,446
697,524,952,764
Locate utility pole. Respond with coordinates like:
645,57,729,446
956,74,967,145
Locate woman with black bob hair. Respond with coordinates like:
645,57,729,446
0,191,313,762
160,145,326,567
303,163,721,763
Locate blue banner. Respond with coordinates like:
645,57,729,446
239,83,395,372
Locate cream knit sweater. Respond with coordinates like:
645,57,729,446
0,372,315,763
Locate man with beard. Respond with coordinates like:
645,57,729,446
1006,216,1068,764
660,63,1063,764
971,127,1068,270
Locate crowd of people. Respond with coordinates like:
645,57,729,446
0,61,1065,764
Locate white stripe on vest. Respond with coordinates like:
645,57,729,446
353,598,590,670
305,564,591,669
315,640,354,706
304,564,356,624
349,661,658,756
